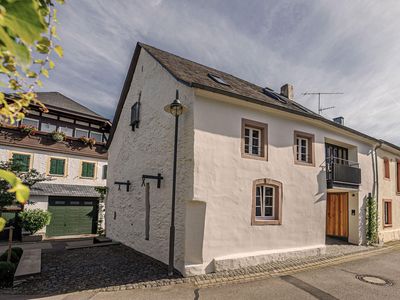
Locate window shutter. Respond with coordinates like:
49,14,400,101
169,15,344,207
131,102,141,131
13,154,30,172
102,165,108,179
57,160,65,175
50,159,57,174
82,162,95,178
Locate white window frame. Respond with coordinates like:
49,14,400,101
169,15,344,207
255,185,275,220
296,137,309,162
41,122,57,133
90,131,103,142
58,126,74,137
75,128,89,138
20,117,39,129
244,127,261,156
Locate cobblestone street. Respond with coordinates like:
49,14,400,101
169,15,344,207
3,245,180,296
1,240,398,297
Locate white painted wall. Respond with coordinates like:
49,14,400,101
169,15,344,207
377,148,400,242
187,92,375,273
0,145,107,187
106,49,194,273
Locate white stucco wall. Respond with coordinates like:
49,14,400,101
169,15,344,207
188,91,375,273
106,49,194,273
0,145,107,187
377,148,400,242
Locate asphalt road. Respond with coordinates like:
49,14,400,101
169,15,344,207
4,246,400,300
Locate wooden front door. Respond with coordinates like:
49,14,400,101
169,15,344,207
326,193,348,238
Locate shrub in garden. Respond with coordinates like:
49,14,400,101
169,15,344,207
11,247,23,259
0,261,15,288
19,209,51,235
0,250,19,264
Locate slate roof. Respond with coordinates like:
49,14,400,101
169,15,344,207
31,183,100,197
36,92,108,121
107,42,384,147
139,43,318,117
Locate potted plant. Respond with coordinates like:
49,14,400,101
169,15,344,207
19,209,51,242
79,136,96,148
19,125,37,136
51,130,66,142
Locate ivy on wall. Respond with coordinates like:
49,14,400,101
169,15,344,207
366,194,378,245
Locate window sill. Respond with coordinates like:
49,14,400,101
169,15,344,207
294,160,315,167
383,224,392,228
80,176,96,180
48,174,66,177
242,153,267,161
252,219,281,225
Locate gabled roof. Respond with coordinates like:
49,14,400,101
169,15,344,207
108,42,384,147
36,92,108,121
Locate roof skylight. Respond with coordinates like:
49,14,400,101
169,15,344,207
208,73,229,86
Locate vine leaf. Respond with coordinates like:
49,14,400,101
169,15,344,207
0,169,30,204
54,45,63,57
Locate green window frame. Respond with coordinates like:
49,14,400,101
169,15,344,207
81,162,95,178
49,158,66,176
12,153,31,172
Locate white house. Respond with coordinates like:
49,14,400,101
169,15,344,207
0,92,110,238
106,42,399,276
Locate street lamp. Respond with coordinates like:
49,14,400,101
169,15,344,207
164,89,187,276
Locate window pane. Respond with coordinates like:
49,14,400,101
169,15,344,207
59,126,73,137
102,165,108,180
301,139,307,147
245,128,250,137
252,130,259,139
21,118,39,129
90,131,103,142
265,207,273,217
265,187,273,196
75,128,89,138
256,207,261,217
12,154,30,172
41,122,57,133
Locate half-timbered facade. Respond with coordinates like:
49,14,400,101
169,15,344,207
0,92,110,238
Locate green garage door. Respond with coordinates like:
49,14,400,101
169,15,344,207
47,197,98,237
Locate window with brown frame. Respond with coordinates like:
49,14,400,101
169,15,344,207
294,131,315,166
383,199,392,227
384,157,390,179
397,160,400,194
252,178,282,225
241,119,268,161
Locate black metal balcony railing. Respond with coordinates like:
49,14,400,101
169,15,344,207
326,157,361,189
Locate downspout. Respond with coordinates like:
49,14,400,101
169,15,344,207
373,142,382,244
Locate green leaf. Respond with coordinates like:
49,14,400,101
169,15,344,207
48,59,55,69
0,169,30,204
2,0,47,45
41,68,49,78
0,217,5,232
27,70,37,78
54,45,63,58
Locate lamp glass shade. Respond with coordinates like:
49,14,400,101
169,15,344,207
164,99,187,116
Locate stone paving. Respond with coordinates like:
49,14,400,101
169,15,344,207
2,241,399,296
3,244,180,295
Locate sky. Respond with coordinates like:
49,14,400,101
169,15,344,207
41,0,400,145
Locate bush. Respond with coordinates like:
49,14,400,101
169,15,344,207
12,247,23,259
0,250,19,264
19,209,51,235
0,261,15,288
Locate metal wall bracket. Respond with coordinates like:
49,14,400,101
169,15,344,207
114,180,131,192
142,173,163,189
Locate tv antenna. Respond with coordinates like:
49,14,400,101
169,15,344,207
302,92,344,115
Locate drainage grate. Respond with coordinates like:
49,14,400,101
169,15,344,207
356,275,393,286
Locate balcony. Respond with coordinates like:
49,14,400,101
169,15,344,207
326,157,361,189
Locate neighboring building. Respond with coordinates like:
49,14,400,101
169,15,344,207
0,92,110,238
376,141,400,243
105,42,399,276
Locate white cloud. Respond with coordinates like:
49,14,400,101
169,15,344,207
39,0,400,144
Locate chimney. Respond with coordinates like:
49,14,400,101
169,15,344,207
333,116,344,125
281,84,294,100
